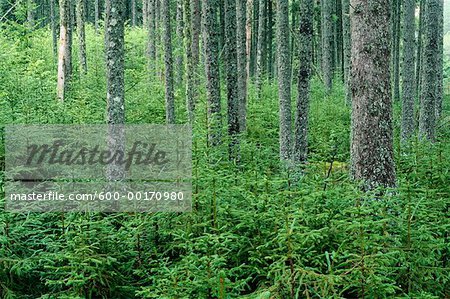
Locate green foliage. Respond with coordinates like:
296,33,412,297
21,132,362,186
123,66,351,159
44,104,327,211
0,26,449,299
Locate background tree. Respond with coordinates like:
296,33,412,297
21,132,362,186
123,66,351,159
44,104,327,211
419,0,440,141
276,0,291,162
401,0,415,140
236,0,247,132
435,0,444,118
184,0,195,123
342,0,351,105
321,0,333,92
391,0,401,102
161,0,175,124
57,0,72,101
50,0,57,56
77,0,87,74
294,0,313,163
175,0,184,87
202,0,222,146
256,0,266,97
350,0,396,189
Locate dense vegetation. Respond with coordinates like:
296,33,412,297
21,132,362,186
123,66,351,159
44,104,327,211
0,24,449,298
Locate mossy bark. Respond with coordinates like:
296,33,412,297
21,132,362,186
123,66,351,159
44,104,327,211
350,0,396,189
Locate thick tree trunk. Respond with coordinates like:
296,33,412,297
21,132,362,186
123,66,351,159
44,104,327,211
256,0,266,97
105,0,125,124
321,0,333,92
294,0,313,163
342,0,351,105
225,0,240,159
175,0,184,86
57,0,72,101
419,0,439,141
202,0,222,146
77,0,87,75
435,0,443,119
237,0,248,132
350,0,396,189
401,0,415,141
161,0,175,124
276,0,291,161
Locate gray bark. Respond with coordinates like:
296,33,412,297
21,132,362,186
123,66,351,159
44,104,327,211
391,0,401,102
416,0,424,97
56,0,72,101
27,0,35,28
256,0,266,97
77,0,87,75
202,0,222,146
246,0,253,84
225,0,240,159
161,0,175,124
176,0,184,87
143,0,148,27
50,0,57,57
184,0,195,123
191,0,201,65
435,0,443,119
147,0,156,61
294,0,313,163
419,0,439,141
95,0,99,33
276,0,291,161
237,0,247,132
321,0,333,92
342,0,351,105
401,0,415,141
131,0,136,26
350,0,396,189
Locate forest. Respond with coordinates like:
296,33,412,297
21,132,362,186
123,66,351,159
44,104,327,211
0,0,449,297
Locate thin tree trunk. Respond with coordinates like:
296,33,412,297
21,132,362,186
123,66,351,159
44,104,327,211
191,0,200,65
161,0,175,124
95,0,99,33
50,0,57,57
237,0,248,132
315,0,322,71
246,0,253,84
321,0,333,92
184,0,195,123
27,0,35,28
225,0,240,159
202,0,222,146
419,0,439,141
335,0,343,79
350,0,396,189
175,0,184,86
148,0,156,61
250,0,259,78
266,0,273,79
143,0,148,27
401,0,415,141
391,0,401,102
342,0,351,105
435,0,443,119
294,0,313,163
131,0,136,26
256,0,266,97
77,0,87,74
105,0,125,124
57,0,71,101
416,0,424,97
276,0,291,161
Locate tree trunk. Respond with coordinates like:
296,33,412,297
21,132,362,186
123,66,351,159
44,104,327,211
350,0,396,189
105,0,125,124
435,0,443,119
191,0,200,66
77,0,87,75
175,0,184,86
143,0,148,27
266,0,273,79
335,0,343,79
321,0,333,92
57,0,72,101
237,0,248,132
27,0,35,28
184,0,195,123
276,0,291,161
250,0,259,78
202,0,222,146
161,0,175,124
419,0,439,141
342,0,351,105
225,0,240,159
246,0,253,83
256,0,266,97
391,0,401,102
401,0,415,141
315,0,322,71
294,0,313,163
416,0,424,98
95,0,99,33
131,0,136,26
50,0,57,57
148,0,156,61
